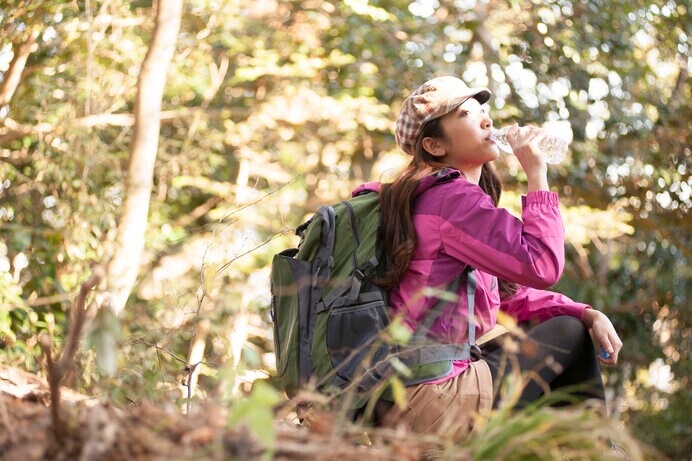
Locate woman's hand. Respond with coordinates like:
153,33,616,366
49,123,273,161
583,309,623,365
504,124,549,192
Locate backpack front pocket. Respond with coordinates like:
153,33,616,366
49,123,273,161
326,299,390,386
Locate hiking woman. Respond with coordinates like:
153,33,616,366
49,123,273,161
355,76,622,439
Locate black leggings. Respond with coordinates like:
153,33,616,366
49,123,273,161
483,315,605,409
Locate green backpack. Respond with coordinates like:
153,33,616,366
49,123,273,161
270,188,479,406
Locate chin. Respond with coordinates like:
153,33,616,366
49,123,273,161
486,152,500,163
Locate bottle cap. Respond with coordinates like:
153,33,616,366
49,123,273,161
599,346,612,359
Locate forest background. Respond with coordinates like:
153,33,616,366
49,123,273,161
0,0,689,459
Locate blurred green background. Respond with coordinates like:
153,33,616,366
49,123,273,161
0,0,689,458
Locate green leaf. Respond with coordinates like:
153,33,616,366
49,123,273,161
0,308,17,343
386,315,412,345
228,380,281,459
389,377,407,411
388,356,412,378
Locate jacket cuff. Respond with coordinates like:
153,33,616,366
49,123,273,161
522,190,560,207
580,305,593,321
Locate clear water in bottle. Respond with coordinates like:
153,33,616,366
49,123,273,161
490,126,568,164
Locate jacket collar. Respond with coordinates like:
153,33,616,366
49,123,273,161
413,168,461,197
352,168,461,198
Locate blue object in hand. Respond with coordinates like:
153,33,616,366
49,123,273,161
600,346,612,359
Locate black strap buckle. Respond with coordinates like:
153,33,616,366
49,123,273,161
470,344,482,362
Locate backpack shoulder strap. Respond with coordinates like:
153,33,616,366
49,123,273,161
465,267,477,346
299,205,336,383
312,205,337,279
342,199,380,305
412,264,477,346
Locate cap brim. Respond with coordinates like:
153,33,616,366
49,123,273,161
471,88,491,105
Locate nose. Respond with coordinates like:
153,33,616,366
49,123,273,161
482,114,492,129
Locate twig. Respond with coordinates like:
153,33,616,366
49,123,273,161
133,338,192,391
216,175,300,224
26,291,76,307
39,333,62,439
136,339,188,364
55,271,102,376
214,230,291,276
181,360,212,415
183,362,198,415
181,178,300,413
39,268,103,441
154,340,167,390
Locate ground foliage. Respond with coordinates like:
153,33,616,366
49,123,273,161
0,364,651,460
0,0,689,458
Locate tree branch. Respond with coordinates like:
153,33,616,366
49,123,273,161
0,117,53,145
39,268,103,441
0,36,36,106
470,1,533,117
0,107,248,145
55,270,103,376
666,57,688,115
472,26,532,116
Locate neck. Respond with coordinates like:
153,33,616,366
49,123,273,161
458,165,483,185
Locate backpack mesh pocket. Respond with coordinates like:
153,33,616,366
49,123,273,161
326,298,390,386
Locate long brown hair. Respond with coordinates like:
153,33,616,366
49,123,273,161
378,115,517,297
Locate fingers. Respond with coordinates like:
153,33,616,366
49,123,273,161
587,309,621,365
509,125,549,182
609,333,623,364
597,326,623,366
509,124,543,148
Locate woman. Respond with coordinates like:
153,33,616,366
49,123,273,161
360,76,622,439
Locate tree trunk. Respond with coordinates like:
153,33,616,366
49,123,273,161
103,0,183,317
0,36,36,106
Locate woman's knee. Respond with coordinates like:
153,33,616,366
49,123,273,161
542,315,589,348
547,314,586,332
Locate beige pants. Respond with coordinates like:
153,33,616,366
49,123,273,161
380,360,493,442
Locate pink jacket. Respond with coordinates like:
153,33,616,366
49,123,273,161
353,169,590,381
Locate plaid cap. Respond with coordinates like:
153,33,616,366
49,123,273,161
395,76,491,155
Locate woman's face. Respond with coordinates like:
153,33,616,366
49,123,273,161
424,97,499,174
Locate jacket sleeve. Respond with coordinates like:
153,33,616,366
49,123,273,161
500,285,590,322
438,182,565,288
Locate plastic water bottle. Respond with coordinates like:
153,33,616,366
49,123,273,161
490,126,568,164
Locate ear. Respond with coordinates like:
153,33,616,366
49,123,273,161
421,136,446,157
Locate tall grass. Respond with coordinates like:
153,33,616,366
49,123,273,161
402,378,651,461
